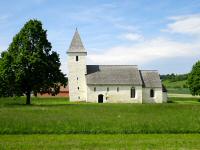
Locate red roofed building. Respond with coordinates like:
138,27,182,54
38,85,69,97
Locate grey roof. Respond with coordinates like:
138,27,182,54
140,70,162,88
86,65,143,85
68,29,86,53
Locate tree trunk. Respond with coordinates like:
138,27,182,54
26,91,31,105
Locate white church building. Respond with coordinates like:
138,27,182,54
67,29,167,103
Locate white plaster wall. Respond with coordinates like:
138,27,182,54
162,92,168,103
87,85,142,103
68,53,87,102
142,87,163,103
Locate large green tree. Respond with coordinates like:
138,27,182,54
0,51,16,97
188,61,200,95
0,19,67,104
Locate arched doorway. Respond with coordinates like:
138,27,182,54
98,94,103,103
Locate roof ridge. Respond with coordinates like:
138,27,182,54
140,70,158,72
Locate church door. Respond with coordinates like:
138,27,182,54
98,94,104,103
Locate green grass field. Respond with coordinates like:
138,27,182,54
166,88,190,94
0,96,200,149
162,80,187,88
0,97,200,134
162,79,190,94
1,134,200,150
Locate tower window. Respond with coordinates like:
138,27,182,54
131,87,135,98
76,56,79,61
117,87,119,92
94,87,96,92
150,89,154,97
77,87,79,90
77,77,78,80
107,87,109,92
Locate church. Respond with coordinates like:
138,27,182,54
67,29,167,103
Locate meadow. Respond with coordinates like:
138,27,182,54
166,88,190,94
162,80,187,88
0,97,200,134
162,77,190,94
0,96,200,149
1,134,200,150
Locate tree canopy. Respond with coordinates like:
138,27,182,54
0,19,67,104
188,61,200,95
160,73,188,82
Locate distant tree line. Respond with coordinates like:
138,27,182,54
160,73,188,82
161,62,200,95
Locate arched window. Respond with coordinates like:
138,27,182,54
107,87,109,92
150,89,154,97
77,87,79,90
117,87,119,92
76,56,79,61
131,87,135,98
94,87,96,92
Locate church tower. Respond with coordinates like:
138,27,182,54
67,29,87,101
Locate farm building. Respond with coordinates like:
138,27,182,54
37,86,69,97
67,29,167,103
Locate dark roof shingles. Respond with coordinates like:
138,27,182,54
86,65,142,85
140,70,162,88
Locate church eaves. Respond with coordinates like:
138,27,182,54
67,28,86,53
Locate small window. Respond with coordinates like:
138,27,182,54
77,87,79,90
76,56,78,61
131,87,135,98
150,89,154,97
94,87,96,92
78,96,80,99
117,87,119,92
107,87,109,92
77,77,78,80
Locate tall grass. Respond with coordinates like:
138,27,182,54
0,97,200,134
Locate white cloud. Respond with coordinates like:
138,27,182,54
88,37,200,65
114,24,139,32
164,14,200,35
0,15,10,23
0,15,8,21
86,13,200,67
69,4,121,23
69,4,139,33
119,33,144,42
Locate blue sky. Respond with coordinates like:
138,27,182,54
1,0,200,75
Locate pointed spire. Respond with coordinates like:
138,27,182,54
68,28,86,53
